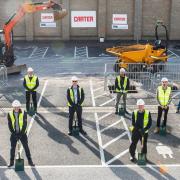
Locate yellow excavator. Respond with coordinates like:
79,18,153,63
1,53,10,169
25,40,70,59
106,21,169,73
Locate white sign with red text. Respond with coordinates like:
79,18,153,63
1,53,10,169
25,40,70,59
71,11,96,27
41,13,54,23
112,14,127,25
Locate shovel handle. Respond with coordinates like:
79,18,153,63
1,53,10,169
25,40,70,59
30,93,33,103
141,136,144,149
17,141,21,159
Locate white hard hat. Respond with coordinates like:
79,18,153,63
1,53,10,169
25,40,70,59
120,68,126,73
27,67,34,72
71,76,78,81
136,99,145,106
161,77,168,82
12,100,21,107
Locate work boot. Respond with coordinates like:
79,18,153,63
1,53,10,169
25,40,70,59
8,160,14,167
79,129,87,136
130,156,137,163
28,159,35,166
154,127,160,134
68,131,73,136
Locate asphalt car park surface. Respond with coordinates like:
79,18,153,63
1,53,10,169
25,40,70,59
0,41,180,179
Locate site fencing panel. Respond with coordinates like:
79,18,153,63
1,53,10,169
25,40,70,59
0,65,8,87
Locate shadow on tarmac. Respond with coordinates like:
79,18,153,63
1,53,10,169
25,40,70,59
35,113,79,155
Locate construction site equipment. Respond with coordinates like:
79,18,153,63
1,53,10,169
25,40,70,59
15,141,24,171
118,103,125,116
0,0,67,73
28,93,35,116
159,126,166,136
137,136,146,165
106,21,169,73
72,112,79,136
0,65,8,86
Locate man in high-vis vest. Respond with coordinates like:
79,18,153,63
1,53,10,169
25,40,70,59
115,68,130,114
23,67,39,113
7,100,34,167
67,76,87,136
129,99,152,163
154,77,172,133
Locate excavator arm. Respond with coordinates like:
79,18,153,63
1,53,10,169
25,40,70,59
3,0,66,49
1,0,67,67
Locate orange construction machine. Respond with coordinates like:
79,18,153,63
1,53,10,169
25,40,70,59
0,0,67,68
106,21,169,73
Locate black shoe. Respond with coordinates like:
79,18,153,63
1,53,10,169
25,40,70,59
68,131,73,136
130,157,137,163
176,110,179,113
8,160,14,167
115,111,118,115
80,130,87,135
28,159,35,166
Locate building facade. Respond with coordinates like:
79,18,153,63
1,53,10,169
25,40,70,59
0,0,180,41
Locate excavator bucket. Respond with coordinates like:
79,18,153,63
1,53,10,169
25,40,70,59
53,9,68,20
51,2,68,20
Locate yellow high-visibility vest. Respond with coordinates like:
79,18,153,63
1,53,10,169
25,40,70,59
25,75,38,91
129,110,149,133
67,87,83,107
9,111,26,132
157,86,171,106
116,76,128,93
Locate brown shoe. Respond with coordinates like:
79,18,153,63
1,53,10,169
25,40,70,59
154,127,160,134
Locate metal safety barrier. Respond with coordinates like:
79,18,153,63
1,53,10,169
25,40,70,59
0,65,8,87
0,65,7,116
104,63,180,96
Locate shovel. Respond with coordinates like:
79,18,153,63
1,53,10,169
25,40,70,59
118,102,125,116
15,141,24,171
159,107,167,136
28,93,35,116
72,111,79,136
137,136,146,165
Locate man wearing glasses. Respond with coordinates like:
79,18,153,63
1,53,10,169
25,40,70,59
67,76,87,136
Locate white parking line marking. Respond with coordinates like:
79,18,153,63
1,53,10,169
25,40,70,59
106,149,129,165
42,47,49,58
28,47,38,58
18,80,48,157
2,164,180,169
94,92,108,99
93,87,104,92
100,119,123,133
102,131,128,149
98,112,113,121
90,79,105,166
99,97,115,107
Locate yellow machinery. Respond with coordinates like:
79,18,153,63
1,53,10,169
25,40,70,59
106,21,169,72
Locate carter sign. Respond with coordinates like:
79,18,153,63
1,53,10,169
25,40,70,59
41,13,54,23
113,14,127,25
71,11,96,27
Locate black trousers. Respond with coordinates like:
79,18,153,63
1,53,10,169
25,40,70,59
129,129,148,157
10,133,31,161
26,91,37,111
69,106,82,132
157,106,169,127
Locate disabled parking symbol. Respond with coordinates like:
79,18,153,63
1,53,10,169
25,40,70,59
156,143,173,159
